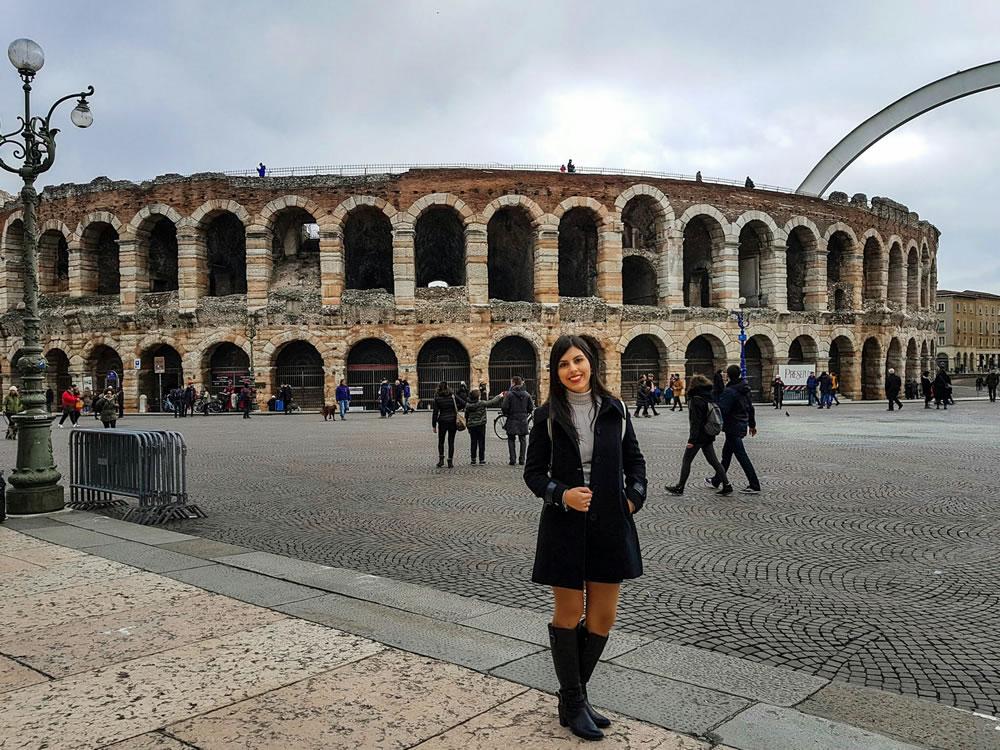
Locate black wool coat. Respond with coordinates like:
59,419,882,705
523,397,647,590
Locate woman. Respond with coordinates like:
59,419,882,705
665,373,731,495
431,381,466,468
633,376,648,418
523,335,647,741
771,376,784,409
95,387,119,429
58,385,81,428
3,386,23,439
670,373,685,411
335,379,351,420
463,388,503,464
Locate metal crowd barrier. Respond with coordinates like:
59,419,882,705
68,429,205,525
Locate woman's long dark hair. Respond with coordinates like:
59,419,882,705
687,373,712,398
436,380,451,396
547,335,614,443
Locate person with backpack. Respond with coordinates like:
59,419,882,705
665,373,731,495
522,334,647,741
709,365,760,494
670,374,685,411
463,388,504,464
502,375,534,465
3,387,23,439
94,387,119,428
431,381,466,468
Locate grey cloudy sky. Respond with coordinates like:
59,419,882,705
2,0,997,291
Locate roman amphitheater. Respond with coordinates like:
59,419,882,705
0,166,939,410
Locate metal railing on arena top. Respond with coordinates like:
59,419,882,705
221,162,818,197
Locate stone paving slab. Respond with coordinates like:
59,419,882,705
6,592,285,678
712,703,927,750
799,681,1000,750
1,539,86,566
612,640,828,706
0,554,43,574
57,512,195,545
17,524,124,549
87,540,216,573
163,563,326,607
0,554,139,597
0,618,383,750
0,656,48,693
276,592,543,672
491,650,750,736
414,689,712,749
104,734,191,749
220,551,499,622
1,515,64,530
167,648,526,749
157,538,254,559
458,604,655,658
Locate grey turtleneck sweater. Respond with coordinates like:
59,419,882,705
566,389,597,486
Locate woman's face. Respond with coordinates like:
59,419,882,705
558,346,592,393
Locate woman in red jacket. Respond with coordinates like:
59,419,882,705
57,385,81,428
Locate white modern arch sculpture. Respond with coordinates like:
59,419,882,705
798,61,1000,196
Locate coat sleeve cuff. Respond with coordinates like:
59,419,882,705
544,481,567,510
625,479,647,512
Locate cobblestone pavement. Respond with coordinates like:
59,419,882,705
12,399,1000,715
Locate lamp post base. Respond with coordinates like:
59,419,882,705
6,484,64,514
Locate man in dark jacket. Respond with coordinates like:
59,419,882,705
646,373,660,416
818,371,833,409
633,376,648,418
920,370,933,409
805,373,818,406
710,365,760,494
885,368,902,411
986,370,999,403
501,376,534,465
184,382,197,417
933,366,952,410
771,376,784,409
281,383,294,414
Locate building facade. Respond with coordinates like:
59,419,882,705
935,289,1000,373
0,167,939,410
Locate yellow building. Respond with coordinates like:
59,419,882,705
936,289,1000,372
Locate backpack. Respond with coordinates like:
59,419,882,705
704,400,724,436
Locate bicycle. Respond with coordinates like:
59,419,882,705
493,411,533,440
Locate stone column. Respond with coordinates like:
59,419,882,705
121,368,139,414
847,250,864,310
117,234,143,315
0,253,23,312
803,247,826,311
69,235,97,297
661,233,683,307
465,222,488,306
392,220,415,309
400,361,418,410
245,225,271,311
177,220,207,314
763,242,788,312
596,219,623,305
715,240,740,309
876,250,889,304
320,225,343,307
534,222,559,304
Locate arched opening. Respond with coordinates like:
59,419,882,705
622,256,658,306
906,338,919,385
87,344,123,394
270,207,319,294
920,245,930,308
738,221,770,307
936,352,950,372
745,335,774,401
417,337,470,404
81,222,120,296
622,196,659,250
145,217,179,292
487,206,533,302
579,334,607,381
488,336,539,401
38,229,69,294
139,344,183,412
861,337,882,400
685,335,725,379
788,335,818,365
785,228,808,312
921,340,930,373
862,237,883,304
7,349,23,389
344,206,394,293
415,206,465,288
275,341,325,409
886,338,904,383
3,219,24,305
683,216,722,308
346,338,399,410
829,336,856,397
205,342,250,392
906,248,919,310
45,348,71,397
887,242,905,307
206,212,247,296
621,335,663,405
826,231,852,310
558,208,598,297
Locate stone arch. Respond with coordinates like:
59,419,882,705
733,210,782,242
823,226,855,310
130,204,183,294
330,195,398,232
488,335,540,400
127,204,184,233
201,340,251,393
617,185,674,252
552,196,611,225
829,334,857,398
861,336,883,400
862,232,885,303
788,334,820,363
887,240,906,308
735,214,777,307
345,337,400,408
416,336,471,403
76,212,125,297
620,334,668,406
44,347,72,395
482,326,546,362
558,205,600,297
254,195,323,233
920,243,931,308
906,243,920,310
487,204,535,302
199,208,247,297
905,337,919,383
614,184,674,220
745,331,777,400
414,203,466,287
482,193,545,224
679,207,728,308
684,333,728,380
85,341,124,393
342,201,394,293
2,211,25,308
344,330,408,365
273,338,326,409
260,329,331,361
886,337,905,383
622,255,658,305
189,199,252,228
784,222,818,312
406,193,475,225
258,199,321,297
138,342,184,411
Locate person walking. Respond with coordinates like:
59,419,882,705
771,375,784,409
281,383,294,414
94,387,119,428
665,374,731,495
257,162,267,177
921,370,933,408
184,382,197,417
58,385,80,428
171,386,185,418
464,388,504,464
45,387,54,413
830,372,841,405
933,366,952,410
502,375,534,465
392,379,405,414
986,369,999,403
335,379,351,420
431,381,465,468
885,368,903,411
238,387,252,419
670,374,685,411
818,371,833,409
379,380,395,417
645,373,660,416
976,376,984,394
712,369,725,399
633,376,648,418
3,386,23,439
709,365,760,494
806,373,818,406
523,334,647,741
400,377,413,414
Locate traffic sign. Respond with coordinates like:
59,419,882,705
154,357,166,374
133,358,141,370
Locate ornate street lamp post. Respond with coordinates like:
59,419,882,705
732,296,750,378
1,39,94,514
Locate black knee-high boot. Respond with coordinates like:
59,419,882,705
577,622,611,728
548,624,603,741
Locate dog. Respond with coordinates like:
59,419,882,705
320,404,338,421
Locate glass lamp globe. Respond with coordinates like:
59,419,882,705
70,101,93,128
7,39,44,73
738,296,747,306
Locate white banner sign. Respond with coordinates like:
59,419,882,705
778,364,815,387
